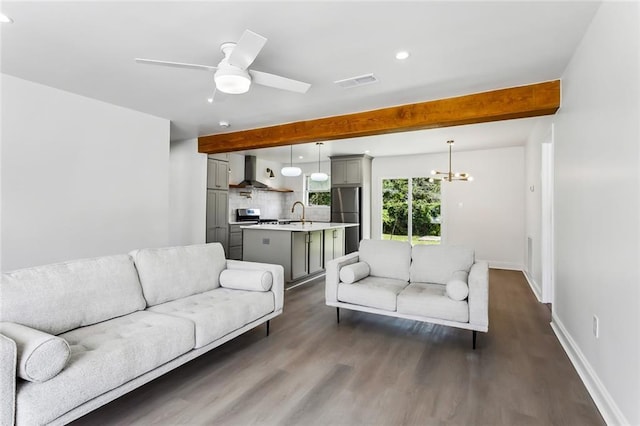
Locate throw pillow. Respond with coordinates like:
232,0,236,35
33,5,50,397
219,269,273,291
340,261,370,284
446,270,469,301
0,322,70,382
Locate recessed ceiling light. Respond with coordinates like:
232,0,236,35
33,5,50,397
207,98,213,103
298,155,304,159
0,13,14,23
219,120,230,128
395,51,410,60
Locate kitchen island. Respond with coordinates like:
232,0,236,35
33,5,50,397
241,222,359,285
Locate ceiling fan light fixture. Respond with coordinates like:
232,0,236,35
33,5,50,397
214,69,251,94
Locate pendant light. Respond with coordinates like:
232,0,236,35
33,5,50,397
281,145,302,177
428,140,473,183
310,142,328,182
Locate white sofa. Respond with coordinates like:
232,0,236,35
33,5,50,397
325,240,488,348
0,243,284,426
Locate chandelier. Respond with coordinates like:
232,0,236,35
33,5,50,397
429,140,473,182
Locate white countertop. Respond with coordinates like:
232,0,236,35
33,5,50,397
240,222,359,232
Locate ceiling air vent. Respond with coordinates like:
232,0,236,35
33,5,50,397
334,73,378,89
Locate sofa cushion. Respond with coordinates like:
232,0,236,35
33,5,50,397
131,243,227,306
338,276,409,311
148,288,275,348
0,255,146,335
15,311,195,426
339,261,370,284
410,245,475,285
397,283,469,323
446,271,469,301
0,322,70,383
219,269,273,291
359,239,412,281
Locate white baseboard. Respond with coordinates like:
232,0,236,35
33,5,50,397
523,270,542,302
551,314,629,426
484,260,524,271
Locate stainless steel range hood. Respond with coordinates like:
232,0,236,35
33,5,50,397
237,155,268,188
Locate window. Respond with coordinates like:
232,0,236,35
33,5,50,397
305,175,331,206
382,177,441,244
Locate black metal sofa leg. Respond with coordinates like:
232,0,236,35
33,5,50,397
266,320,270,337
336,307,340,324
472,330,477,350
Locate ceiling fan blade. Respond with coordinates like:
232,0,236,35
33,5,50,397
227,30,267,70
135,58,217,72
249,70,311,94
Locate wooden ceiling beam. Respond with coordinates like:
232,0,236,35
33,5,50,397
198,80,560,154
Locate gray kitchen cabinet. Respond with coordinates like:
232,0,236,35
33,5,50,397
207,158,229,190
324,227,345,265
206,189,229,254
291,232,308,280
308,230,324,274
242,225,352,284
228,224,243,260
331,158,362,186
292,231,323,279
206,155,229,255
244,229,323,282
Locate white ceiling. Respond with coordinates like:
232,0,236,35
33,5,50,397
1,1,599,163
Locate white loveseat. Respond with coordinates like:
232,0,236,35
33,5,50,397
0,243,284,426
325,240,488,348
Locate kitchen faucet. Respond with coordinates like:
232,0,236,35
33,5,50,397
291,201,305,224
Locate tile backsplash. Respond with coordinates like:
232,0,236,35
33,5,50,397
229,189,330,222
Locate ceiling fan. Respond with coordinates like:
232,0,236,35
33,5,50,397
135,29,311,99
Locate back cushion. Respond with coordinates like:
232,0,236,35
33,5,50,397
132,243,227,306
1,255,145,335
358,239,412,281
410,245,475,284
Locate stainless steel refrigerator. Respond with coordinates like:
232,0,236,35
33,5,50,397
331,187,361,254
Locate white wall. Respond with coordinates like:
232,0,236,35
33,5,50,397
372,146,525,269
169,138,207,246
552,3,639,425
1,74,170,271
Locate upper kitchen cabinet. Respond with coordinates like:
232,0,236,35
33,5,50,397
207,157,229,190
330,154,372,187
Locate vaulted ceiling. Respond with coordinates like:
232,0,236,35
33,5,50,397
1,1,600,161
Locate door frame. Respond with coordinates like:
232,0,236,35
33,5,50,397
540,125,555,304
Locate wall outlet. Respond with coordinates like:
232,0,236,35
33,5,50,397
592,315,599,338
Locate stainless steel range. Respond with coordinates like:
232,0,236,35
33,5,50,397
235,208,278,224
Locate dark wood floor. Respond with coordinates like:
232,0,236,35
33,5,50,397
72,269,604,425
